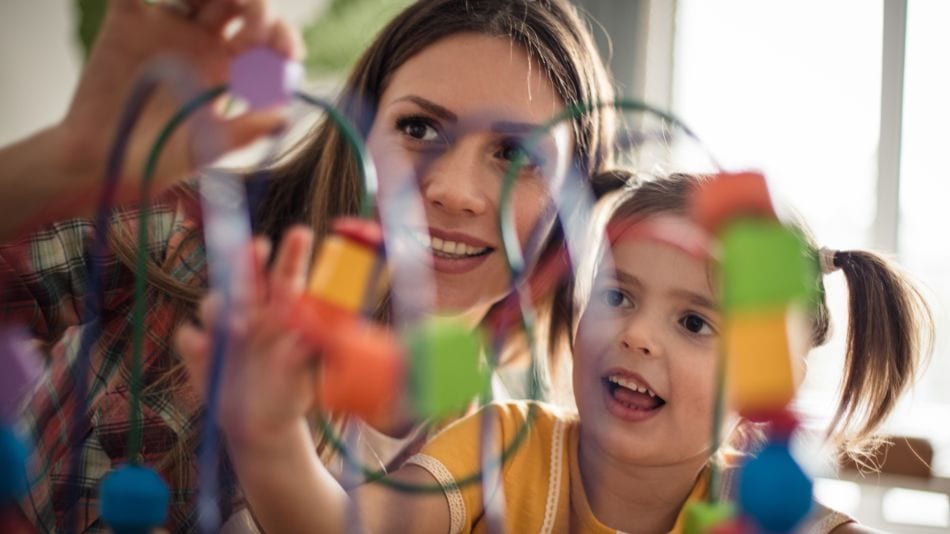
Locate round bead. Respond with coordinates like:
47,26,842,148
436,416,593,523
0,425,28,503
99,464,169,534
739,441,812,533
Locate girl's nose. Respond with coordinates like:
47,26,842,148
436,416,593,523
421,142,490,217
619,315,661,357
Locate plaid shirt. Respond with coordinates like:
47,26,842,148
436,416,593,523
0,187,222,532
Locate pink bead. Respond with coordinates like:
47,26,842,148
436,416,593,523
229,47,303,109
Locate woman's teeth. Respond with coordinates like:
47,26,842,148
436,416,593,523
412,232,489,258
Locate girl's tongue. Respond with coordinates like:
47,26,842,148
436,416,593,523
609,382,665,410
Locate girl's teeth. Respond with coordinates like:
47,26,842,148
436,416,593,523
432,237,444,249
608,375,657,398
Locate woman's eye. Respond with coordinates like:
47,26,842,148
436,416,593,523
602,289,633,309
396,117,441,142
681,313,714,335
497,139,543,171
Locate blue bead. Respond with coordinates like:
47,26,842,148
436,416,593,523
99,465,170,534
739,441,812,533
0,425,29,503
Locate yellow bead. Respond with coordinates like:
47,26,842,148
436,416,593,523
724,309,805,416
307,235,382,313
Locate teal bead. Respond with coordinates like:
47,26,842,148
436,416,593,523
99,465,169,534
739,440,812,532
0,425,28,503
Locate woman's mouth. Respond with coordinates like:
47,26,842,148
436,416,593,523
410,230,493,259
602,372,666,422
407,229,495,274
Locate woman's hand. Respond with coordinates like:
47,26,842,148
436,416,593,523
0,0,304,239
59,0,304,204
175,226,316,452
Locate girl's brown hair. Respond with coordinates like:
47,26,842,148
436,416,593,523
560,172,934,463
110,0,617,501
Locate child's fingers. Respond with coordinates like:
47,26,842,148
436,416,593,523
174,322,212,396
251,236,272,303
269,225,314,302
198,292,223,332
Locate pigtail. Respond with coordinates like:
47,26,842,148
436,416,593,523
827,249,934,460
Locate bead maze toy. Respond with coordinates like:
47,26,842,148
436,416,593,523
0,44,826,534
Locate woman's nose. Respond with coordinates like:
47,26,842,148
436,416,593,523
421,142,490,217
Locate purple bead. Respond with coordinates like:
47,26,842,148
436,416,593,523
0,327,42,423
229,47,303,109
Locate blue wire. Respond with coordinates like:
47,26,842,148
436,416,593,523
64,71,164,534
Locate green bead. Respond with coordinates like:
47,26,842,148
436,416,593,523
720,219,818,312
684,500,736,534
406,319,490,418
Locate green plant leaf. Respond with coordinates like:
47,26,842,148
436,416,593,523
303,0,413,77
76,0,108,61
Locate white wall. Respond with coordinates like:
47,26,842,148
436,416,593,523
0,1,82,145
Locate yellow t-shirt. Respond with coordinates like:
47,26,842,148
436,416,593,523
405,401,706,533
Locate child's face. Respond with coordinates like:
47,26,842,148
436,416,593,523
366,32,572,317
573,216,721,467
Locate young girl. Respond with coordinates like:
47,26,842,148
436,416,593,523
179,173,932,532
0,0,615,530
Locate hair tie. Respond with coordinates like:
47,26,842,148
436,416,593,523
819,247,840,275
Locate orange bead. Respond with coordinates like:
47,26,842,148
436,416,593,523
724,309,805,416
318,320,405,424
690,171,776,233
306,218,386,314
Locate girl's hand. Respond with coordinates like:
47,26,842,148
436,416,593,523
175,226,316,452
58,0,304,204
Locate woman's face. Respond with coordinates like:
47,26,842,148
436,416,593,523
572,219,722,467
366,32,573,317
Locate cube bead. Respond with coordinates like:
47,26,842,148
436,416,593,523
720,220,817,313
406,319,489,418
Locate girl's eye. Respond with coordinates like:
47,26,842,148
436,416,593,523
396,116,441,142
602,288,633,309
681,313,714,336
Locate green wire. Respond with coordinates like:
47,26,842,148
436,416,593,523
127,84,228,463
292,91,378,219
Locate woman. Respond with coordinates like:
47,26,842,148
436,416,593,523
0,0,617,531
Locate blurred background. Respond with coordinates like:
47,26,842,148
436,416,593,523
1,1,947,531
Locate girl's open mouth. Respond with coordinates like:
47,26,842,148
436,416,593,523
602,373,666,422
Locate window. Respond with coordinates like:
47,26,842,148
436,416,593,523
673,0,949,478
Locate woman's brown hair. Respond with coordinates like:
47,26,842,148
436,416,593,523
255,0,616,245
559,172,934,463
